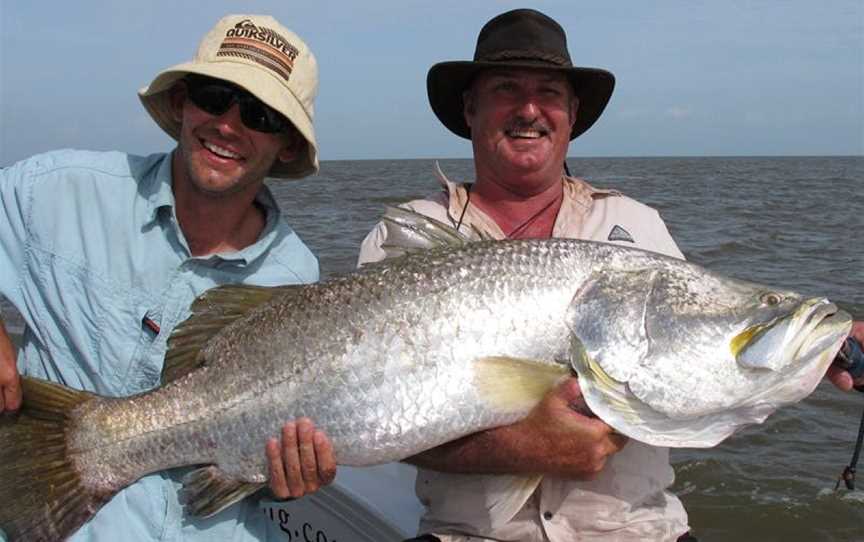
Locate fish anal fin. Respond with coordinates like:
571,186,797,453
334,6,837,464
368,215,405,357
163,284,300,384
181,466,266,518
473,356,569,413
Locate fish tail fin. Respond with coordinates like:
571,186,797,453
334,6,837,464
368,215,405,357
0,377,111,541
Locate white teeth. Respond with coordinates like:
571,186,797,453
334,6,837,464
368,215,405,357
203,141,241,159
508,129,543,139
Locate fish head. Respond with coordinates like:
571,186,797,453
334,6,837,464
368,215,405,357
644,266,851,377
569,261,851,398
569,256,852,447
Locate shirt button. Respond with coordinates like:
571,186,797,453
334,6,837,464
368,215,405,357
543,511,553,520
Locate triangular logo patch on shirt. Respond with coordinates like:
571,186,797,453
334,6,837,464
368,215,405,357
608,225,635,243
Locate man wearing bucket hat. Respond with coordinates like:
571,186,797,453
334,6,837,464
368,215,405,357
0,14,335,541
356,9,694,541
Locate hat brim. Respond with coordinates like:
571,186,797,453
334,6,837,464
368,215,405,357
427,60,615,140
138,62,319,179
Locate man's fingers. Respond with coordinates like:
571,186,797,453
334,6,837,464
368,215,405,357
0,360,21,413
849,321,864,343
281,421,305,498
266,419,335,500
5,375,21,411
313,429,337,485
266,437,290,500
608,431,630,452
826,365,853,391
1,387,17,413
296,418,319,492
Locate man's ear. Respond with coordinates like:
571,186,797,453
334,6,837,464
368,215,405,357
277,129,303,163
462,89,475,129
569,95,580,128
169,82,187,123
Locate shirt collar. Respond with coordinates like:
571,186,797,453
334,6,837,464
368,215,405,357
433,161,620,238
142,152,178,226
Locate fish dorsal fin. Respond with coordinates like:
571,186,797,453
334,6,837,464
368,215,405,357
181,466,265,518
566,269,655,383
163,284,298,384
473,356,570,413
378,205,487,260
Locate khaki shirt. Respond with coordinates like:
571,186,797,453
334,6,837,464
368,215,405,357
357,165,689,542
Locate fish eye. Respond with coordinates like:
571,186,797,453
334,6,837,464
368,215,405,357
760,292,783,306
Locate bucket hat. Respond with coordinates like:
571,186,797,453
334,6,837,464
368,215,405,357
139,14,318,179
427,9,615,140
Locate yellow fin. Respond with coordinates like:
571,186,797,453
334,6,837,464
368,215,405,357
473,356,569,412
163,284,300,383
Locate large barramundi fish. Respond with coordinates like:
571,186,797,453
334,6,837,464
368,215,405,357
0,208,851,541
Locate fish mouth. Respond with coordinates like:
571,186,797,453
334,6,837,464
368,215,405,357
733,298,852,371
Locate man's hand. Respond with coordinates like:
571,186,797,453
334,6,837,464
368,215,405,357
826,321,864,391
513,377,628,479
410,377,628,480
266,418,336,499
0,322,21,413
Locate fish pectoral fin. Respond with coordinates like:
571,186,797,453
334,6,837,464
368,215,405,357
181,466,266,518
474,356,570,412
163,284,300,383
485,474,543,528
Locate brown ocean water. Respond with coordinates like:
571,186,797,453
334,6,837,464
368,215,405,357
2,156,863,540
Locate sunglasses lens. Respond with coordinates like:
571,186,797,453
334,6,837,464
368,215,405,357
239,100,288,134
187,83,236,117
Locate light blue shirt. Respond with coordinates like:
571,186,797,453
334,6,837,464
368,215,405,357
0,149,319,541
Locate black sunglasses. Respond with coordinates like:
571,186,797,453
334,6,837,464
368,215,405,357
183,74,292,134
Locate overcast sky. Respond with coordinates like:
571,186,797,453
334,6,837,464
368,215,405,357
1,1,862,165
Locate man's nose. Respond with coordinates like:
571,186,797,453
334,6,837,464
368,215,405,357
514,95,540,119
213,103,245,135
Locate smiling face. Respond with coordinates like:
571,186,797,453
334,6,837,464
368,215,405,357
464,67,578,196
169,81,300,199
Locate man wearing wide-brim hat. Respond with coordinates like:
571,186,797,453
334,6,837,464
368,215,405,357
357,9,694,541
0,13,335,542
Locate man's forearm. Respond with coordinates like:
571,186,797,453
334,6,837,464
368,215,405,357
406,424,539,475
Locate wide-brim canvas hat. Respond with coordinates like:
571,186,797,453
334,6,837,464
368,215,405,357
427,9,615,140
139,14,319,179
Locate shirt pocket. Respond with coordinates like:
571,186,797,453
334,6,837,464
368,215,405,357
117,305,167,394
92,293,158,394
